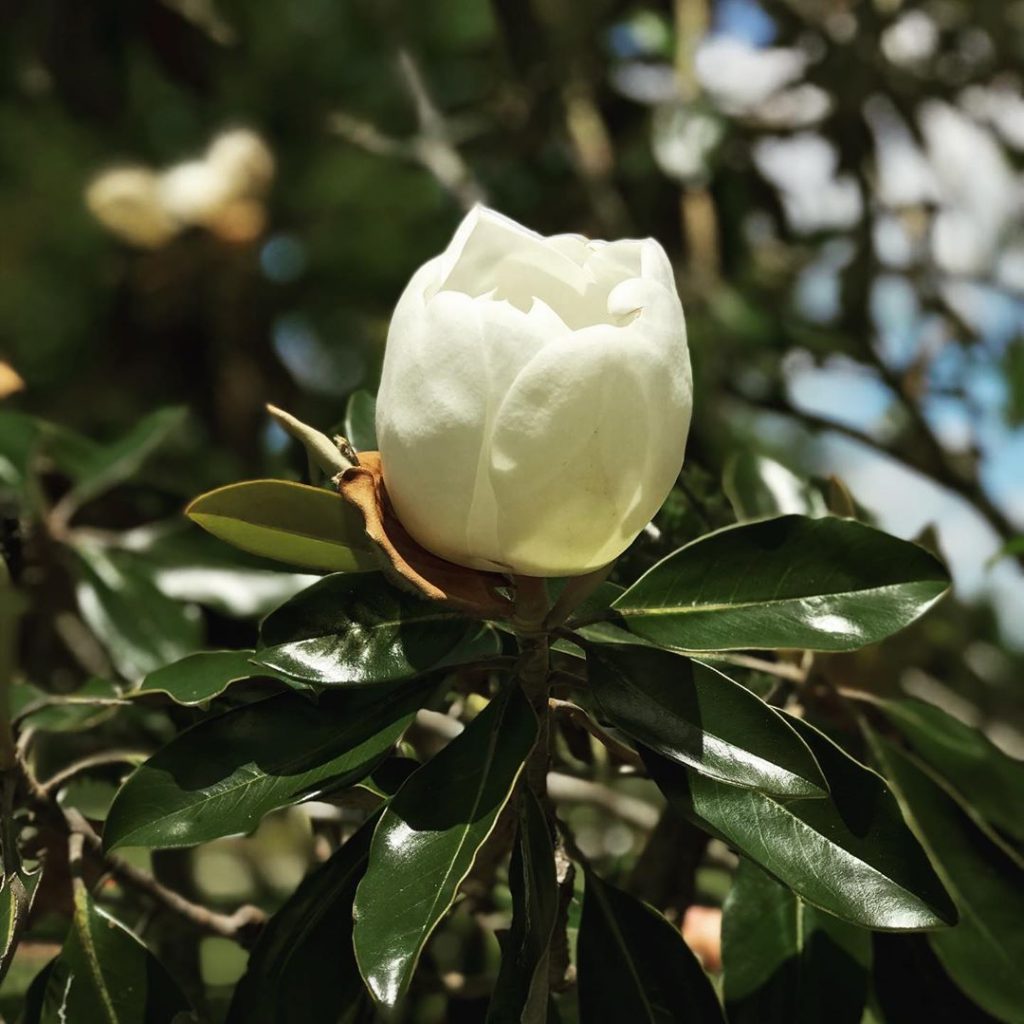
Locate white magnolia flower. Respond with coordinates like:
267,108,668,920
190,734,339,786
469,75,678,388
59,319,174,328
375,206,692,577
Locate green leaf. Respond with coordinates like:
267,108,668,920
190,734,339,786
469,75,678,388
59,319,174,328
10,678,123,732
586,644,827,798
611,515,950,652
723,452,826,520
59,406,187,513
487,790,558,1024
40,882,192,1023
103,679,437,850
132,650,306,706
353,683,537,1008
344,390,378,452
578,871,724,1023
860,695,1024,844
187,480,380,574
73,543,202,681
0,868,41,984
645,715,957,930
722,859,870,1024
228,814,379,1024
254,573,501,685
867,732,1024,1023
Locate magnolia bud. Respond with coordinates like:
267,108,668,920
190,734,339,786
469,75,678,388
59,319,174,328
375,206,692,577
84,167,179,249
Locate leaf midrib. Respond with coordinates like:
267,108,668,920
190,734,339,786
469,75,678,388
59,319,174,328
615,579,945,618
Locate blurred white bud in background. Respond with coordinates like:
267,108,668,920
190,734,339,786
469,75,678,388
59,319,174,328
84,166,179,249
85,127,275,248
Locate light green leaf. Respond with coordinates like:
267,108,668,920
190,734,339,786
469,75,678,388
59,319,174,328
344,390,378,452
612,515,950,652
353,683,537,1008
187,480,380,574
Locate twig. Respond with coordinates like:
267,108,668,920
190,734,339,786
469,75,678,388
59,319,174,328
39,750,148,798
548,698,643,768
329,48,487,212
712,653,809,684
546,773,658,831
62,808,266,947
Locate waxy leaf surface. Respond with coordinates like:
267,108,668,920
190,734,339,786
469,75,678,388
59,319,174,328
612,515,949,652
354,684,537,1008
187,479,379,573
255,572,500,684
646,715,956,929
587,644,826,797
104,680,435,850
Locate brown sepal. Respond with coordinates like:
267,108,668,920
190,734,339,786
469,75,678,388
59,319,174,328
337,451,513,619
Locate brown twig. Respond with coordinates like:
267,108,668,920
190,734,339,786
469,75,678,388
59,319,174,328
62,807,266,947
39,750,149,798
548,698,643,769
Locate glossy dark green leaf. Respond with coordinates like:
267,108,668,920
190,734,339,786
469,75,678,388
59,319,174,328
872,933,1002,1024
255,572,501,685
722,858,870,1024
862,695,1024,844
187,479,380,573
228,814,379,1024
646,715,956,930
344,389,378,452
59,406,187,511
73,543,202,681
104,679,436,850
487,790,558,1024
0,868,41,984
868,732,1024,1022
10,677,123,732
612,515,950,652
578,871,724,1023
723,452,826,520
40,882,192,1023
132,650,304,705
353,683,537,1008
587,644,826,797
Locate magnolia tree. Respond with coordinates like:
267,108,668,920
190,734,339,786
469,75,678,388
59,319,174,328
2,209,1021,1023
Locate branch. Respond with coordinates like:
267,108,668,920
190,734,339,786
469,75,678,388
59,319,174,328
62,808,266,947
549,698,643,769
546,773,658,831
39,750,148,798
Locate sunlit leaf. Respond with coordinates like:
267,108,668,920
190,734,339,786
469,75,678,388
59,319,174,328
104,679,437,850
645,716,956,930
611,515,949,652
587,643,827,797
187,479,380,573
353,683,537,1008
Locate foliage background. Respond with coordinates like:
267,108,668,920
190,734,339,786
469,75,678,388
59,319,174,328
2,0,1023,1019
